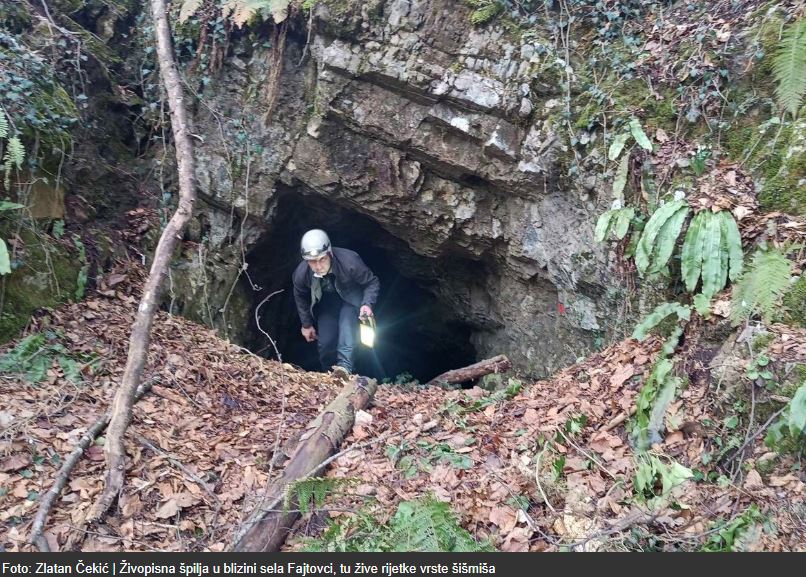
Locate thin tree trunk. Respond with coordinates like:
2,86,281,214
28,381,155,551
426,354,511,386
88,0,196,522
233,376,378,552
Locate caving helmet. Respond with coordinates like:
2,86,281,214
300,229,331,260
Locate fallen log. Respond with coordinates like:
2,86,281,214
233,375,378,552
426,354,511,386
28,379,155,552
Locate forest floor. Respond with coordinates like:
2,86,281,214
0,263,803,552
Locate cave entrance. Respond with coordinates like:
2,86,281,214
245,187,477,383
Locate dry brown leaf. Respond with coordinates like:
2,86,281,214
0,454,31,473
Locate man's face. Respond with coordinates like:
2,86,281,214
307,253,331,277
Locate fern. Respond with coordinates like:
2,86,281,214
635,200,688,275
389,497,492,552
0,110,7,139
773,18,806,117
730,248,792,326
222,0,291,27
3,135,25,188
0,238,11,276
468,0,503,25
680,210,743,298
595,207,634,242
303,496,493,552
633,301,691,341
631,358,679,450
178,0,204,23
285,477,351,514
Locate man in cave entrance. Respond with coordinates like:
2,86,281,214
292,229,380,376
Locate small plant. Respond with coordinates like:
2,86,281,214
772,18,806,118
701,505,765,551
731,248,793,326
631,359,683,450
690,146,711,176
467,0,504,26
681,210,743,298
635,200,690,276
633,453,693,506
0,331,98,383
285,477,354,514
303,496,493,552
764,381,806,454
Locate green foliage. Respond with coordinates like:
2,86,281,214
632,302,690,342
680,210,742,298
690,147,711,176
595,207,634,242
635,200,689,275
633,453,693,505
72,235,89,301
782,274,806,327
0,331,96,384
178,0,204,23
730,248,792,325
765,381,806,454
0,238,10,275
467,1,504,26
631,358,682,450
304,496,493,552
222,0,294,26
286,477,352,515
772,18,806,117
0,108,25,189
628,118,653,151
701,505,764,552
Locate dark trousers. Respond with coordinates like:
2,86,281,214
315,294,358,372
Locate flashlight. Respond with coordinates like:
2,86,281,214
359,315,376,348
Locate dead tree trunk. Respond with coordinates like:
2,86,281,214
88,0,196,521
233,376,378,552
426,354,511,386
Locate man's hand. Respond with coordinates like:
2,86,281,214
359,305,373,320
301,326,318,342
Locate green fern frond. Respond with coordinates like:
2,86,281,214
700,211,725,299
773,18,806,117
720,210,744,281
5,136,24,170
469,1,503,26
635,200,688,275
390,497,493,552
285,477,351,514
731,248,792,326
595,207,634,242
178,0,204,23
0,111,8,139
633,301,691,341
681,211,707,292
649,204,690,274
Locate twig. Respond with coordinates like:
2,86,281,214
534,444,558,514
723,406,787,465
557,428,616,480
28,380,156,551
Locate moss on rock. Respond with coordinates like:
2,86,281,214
0,227,82,343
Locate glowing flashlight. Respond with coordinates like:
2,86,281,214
359,316,376,348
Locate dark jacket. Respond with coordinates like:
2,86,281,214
292,247,380,328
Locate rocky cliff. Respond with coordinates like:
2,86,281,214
178,0,626,379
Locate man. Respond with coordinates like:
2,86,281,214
292,229,380,376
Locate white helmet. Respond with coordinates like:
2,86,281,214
300,229,331,260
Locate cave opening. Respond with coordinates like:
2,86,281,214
244,187,478,383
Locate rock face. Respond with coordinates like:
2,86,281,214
184,0,623,377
